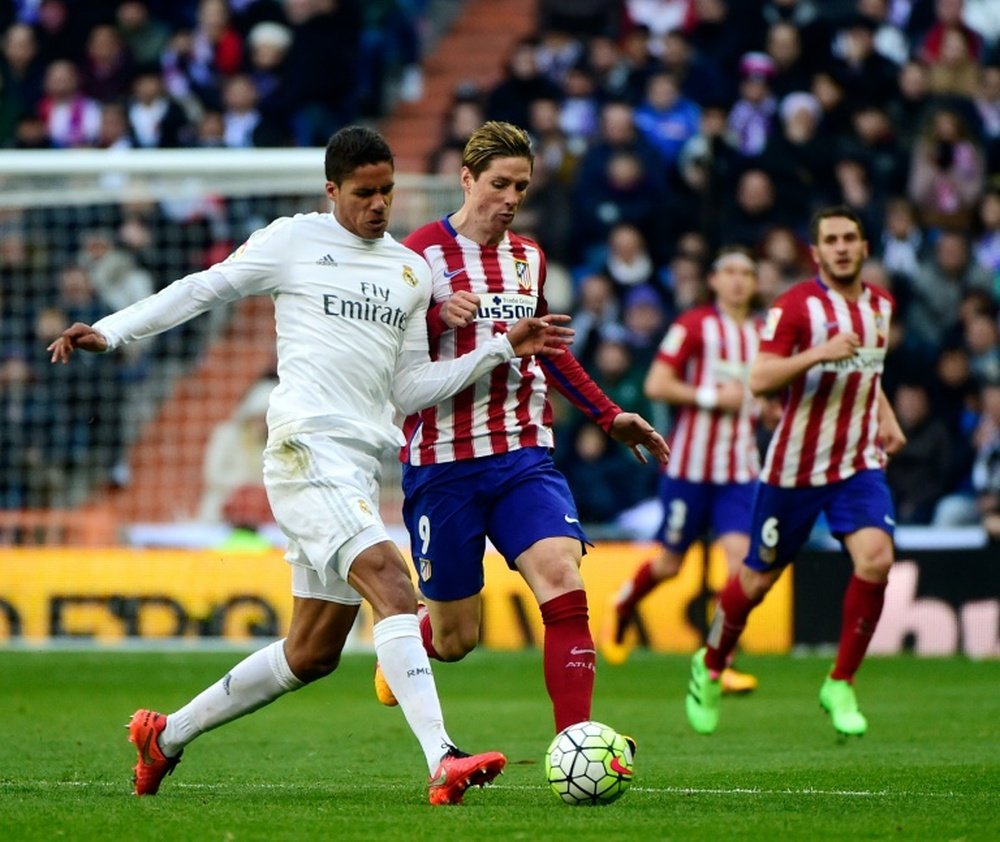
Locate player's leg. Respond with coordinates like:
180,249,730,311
131,590,351,795
514,535,595,732
686,481,818,734
481,449,594,732
819,470,896,736
714,530,758,694
601,478,708,664
350,540,505,802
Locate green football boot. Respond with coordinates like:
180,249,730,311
819,676,868,737
685,647,721,735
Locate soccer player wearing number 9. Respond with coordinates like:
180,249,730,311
685,206,907,738
373,122,670,734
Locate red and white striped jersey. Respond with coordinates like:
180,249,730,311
657,305,761,483
401,218,621,465
760,278,895,488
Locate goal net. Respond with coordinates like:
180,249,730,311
0,148,461,546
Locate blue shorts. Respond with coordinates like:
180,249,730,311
655,476,753,553
401,448,589,602
745,469,896,571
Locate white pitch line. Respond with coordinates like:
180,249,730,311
0,780,964,799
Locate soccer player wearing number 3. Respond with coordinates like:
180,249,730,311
599,247,761,696
685,207,907,738
48,126,577,804
373,121,670,734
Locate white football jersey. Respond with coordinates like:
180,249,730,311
94,212,510,453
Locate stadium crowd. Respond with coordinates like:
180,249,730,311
0,0,998,539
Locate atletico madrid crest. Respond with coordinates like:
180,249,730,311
419,557,432,582
514,258,532,292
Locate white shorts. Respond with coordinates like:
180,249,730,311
263,431,391,605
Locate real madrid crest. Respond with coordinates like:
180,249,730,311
402,265,418,287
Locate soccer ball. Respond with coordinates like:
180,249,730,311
544,720,634,805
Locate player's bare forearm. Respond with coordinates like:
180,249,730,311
610,412,670,465
877,387,906,457
47,322,109,363
750,332,859,396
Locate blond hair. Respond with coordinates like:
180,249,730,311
462,121,533,178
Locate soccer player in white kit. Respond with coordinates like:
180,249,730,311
47,126,573,805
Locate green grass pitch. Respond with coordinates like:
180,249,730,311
1,649,997,840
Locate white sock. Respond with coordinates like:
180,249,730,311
373,614,453,773
160,639,303,757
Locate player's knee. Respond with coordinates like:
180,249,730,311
285,644,342,683
434,626,477,661
856,544,894,582
650,552,681,580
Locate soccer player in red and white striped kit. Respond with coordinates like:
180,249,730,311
599,247,763,696
685,206,907,738
374,121,670,734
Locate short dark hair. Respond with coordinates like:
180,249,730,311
324,126,393,184
809,205,866,244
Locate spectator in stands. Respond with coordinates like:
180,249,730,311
972,187,1000,276
676,102,742,237
37,59,102,148
719,169,790,249
886,379,956,523
116,1,171,66
727,52,777,157
198,375,275,523
188,0,244,100
973,64,1000,174
357,0,425,112
763,20,813,99
908,105,986,231
964,308,1000,385
0,23,45,129
907,229,994,350
216,483,275,551
760,91,834,220
55,265,109,327
539,0,621,40
657,29,727,107
926,23,983,97
755,224,812,286
917,0,985,64
556,63,601,147
282,0,362,145
633,70,701,169
245,21,293,129
878,196,926,281
856,0,910,66
888,60,934,149
597,222,666,305
844,103,907,197
828,13,901,109
80,23,136,103
832,157,883,244
126,66,192,148
77,228,154,314
485,38,562,130
569,271,620,367
97,102,134,151
811,71,854,141
620,283,666,371
933,377,1000,529
221,73,285,147
585,34,634,104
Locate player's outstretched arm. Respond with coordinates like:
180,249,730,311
506,313,574,358
48,322,109,363
609,412,670,465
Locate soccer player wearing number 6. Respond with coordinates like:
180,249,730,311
684,206,906,738
372,121,670,734
599,248,760,696
47,126,576,804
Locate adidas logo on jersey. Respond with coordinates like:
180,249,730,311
316,254,338,266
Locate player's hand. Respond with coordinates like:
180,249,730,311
609,412,670,465
819,331,860,363
715,380,747,412
440,290,480,329
507,313,573,357
47,322,108,363
877,409,907,459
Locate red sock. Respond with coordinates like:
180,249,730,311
617,560,658,618
830,575,886,681
418,609,442,661
704,576,760,673
540,589,595,732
